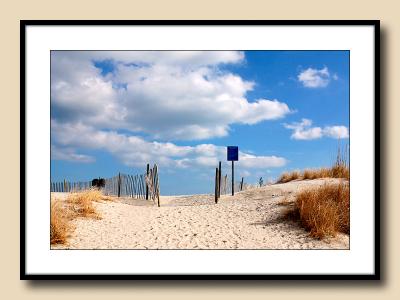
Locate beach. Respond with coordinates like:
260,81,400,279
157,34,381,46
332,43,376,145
51,178,349,250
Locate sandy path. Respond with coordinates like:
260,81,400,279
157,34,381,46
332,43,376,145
53,178,349,249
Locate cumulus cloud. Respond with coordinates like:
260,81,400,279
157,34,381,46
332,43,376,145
239,152,286,168
284,119,349,140
298,67,331,88
51,51,291,141
51,120,287,169
50,51,292,171
323,126,349,139
56,51,245,68
51,145,95,163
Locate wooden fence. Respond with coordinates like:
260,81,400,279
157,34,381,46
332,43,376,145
50,180,92,193
50,164,161,206
218,174,247,195
214,161,248,203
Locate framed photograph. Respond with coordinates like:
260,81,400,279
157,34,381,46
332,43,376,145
21,20,380,279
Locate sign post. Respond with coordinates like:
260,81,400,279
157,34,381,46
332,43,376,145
227,146,239,196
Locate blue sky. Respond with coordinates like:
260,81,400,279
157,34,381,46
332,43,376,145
51,51,349,195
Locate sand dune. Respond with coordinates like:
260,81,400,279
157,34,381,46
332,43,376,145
52,178,349,250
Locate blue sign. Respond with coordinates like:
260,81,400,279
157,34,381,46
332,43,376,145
227,146,239,161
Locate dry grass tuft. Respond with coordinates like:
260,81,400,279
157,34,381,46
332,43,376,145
67,189,104,219
302,168,331,180
276,170,301,183
50,200,72,245
329,142,350,180
276,144,349,183
286,182,350,239
50,189,111,245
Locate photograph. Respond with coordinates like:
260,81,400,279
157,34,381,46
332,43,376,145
50,50,350,250
21,21,378,278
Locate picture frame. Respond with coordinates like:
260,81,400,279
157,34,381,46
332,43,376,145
21,20,380,280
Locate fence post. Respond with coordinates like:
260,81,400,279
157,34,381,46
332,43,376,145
154,164,160,207
134,175,137,198
63,179,66,193
215,168,219,204
240,177,244,191
146,163,150,200
218,161,221,199
117,172,121,197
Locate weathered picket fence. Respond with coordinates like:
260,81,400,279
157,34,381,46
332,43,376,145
218,174,247,195
50,180,92,193
214,161,248,203
50,164,160,206
103,164,160,204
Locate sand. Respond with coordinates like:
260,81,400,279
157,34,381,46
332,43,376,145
52,178,349,250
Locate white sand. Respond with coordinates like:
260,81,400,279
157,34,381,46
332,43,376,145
52,178,349,249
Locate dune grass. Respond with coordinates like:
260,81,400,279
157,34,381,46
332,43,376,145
276,170,301,184
50,199,72,245
302,168,331,180
276,144,349,184
285,181,350,239
67,189,108,219
50,189,113,245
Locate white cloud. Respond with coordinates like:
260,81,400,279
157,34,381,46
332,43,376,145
239,152,287,168
323,126,349,139
51,120,287,170
298,67,331,88
51,51,291,141
50,51,292,172
240,170,251,177
292,127,323,140
51,145,95,163
284,118,348,140
65,51,245,67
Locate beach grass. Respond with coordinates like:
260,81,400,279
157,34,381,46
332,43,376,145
67,190,101,219
285,181,350,239
276,144,349,184
276,170,301,184
51,189,113,245
50,199,72,245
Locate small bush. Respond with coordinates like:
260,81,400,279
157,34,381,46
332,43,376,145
288,182,350,239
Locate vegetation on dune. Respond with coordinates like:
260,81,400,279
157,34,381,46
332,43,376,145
50,200,72,245
276,170,301,183
277,143,350,239
276,144,349,184
285,181,350,239
330,144,350,180
51,189,114,245
66,189,111,219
